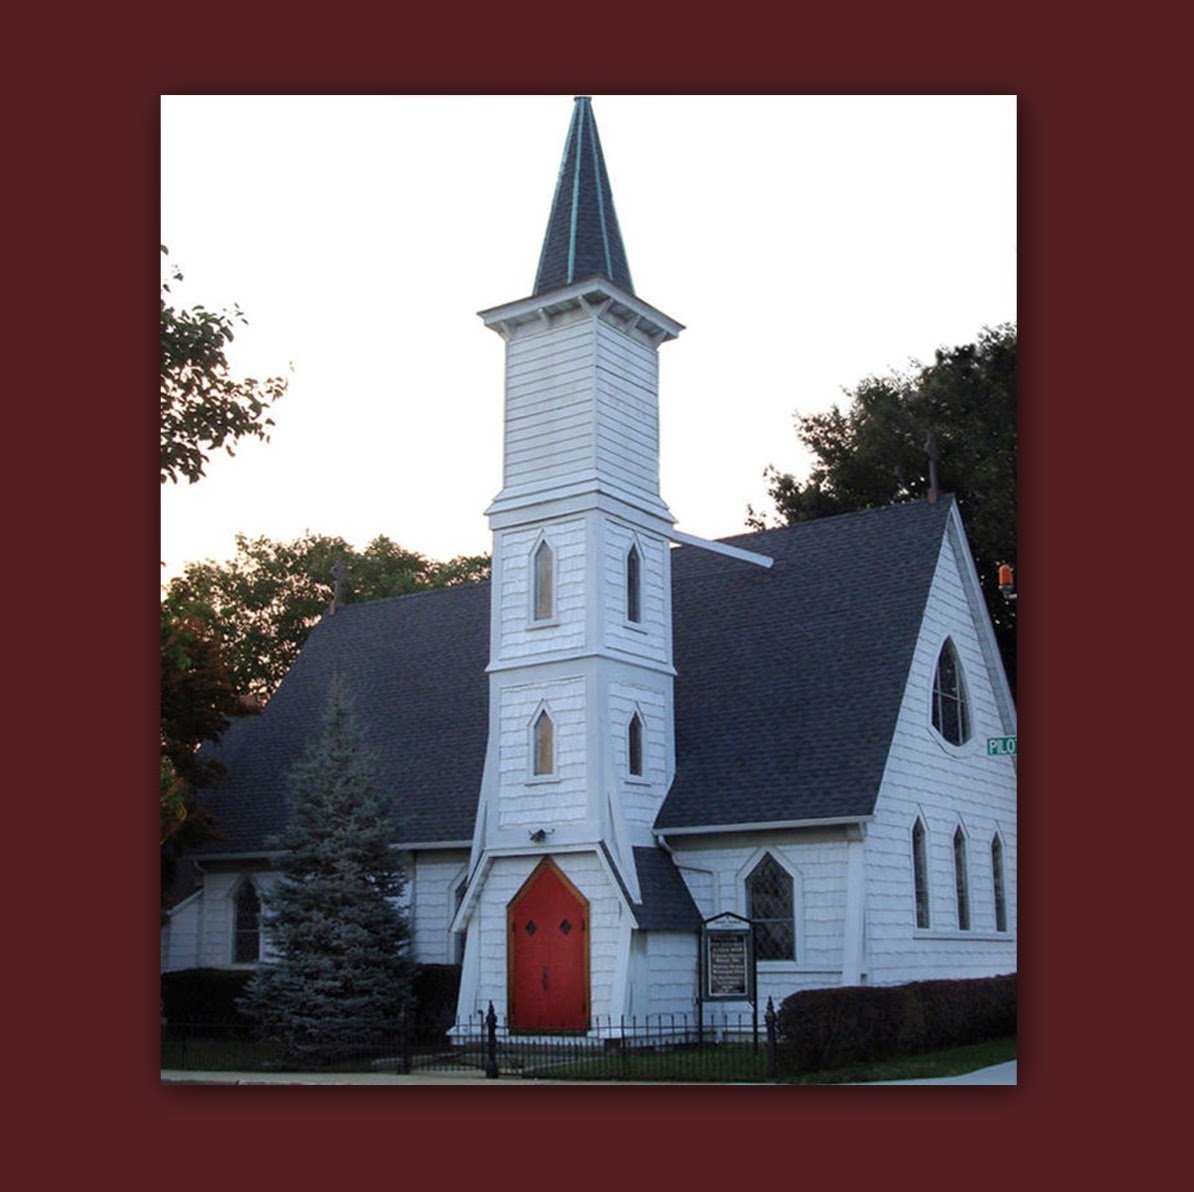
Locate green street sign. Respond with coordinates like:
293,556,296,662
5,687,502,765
987,736,1017,756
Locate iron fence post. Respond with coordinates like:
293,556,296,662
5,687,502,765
400,1008,412,1074
484,1001,499,1078
765,997,778,1081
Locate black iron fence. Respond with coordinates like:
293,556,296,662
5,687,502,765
162,1000,780,1082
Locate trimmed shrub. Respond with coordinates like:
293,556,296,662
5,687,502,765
410,964,462,1042
413,964,461,1018
161,968,253,1024
776,973,1015,1074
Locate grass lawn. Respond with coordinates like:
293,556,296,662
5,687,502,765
780,1036,1017,1084
161,1032,1016,1084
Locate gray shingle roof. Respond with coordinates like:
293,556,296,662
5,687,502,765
194,499,952,857
533,96,633,297
658,498,951,830
196,582,490,855
628,846,704,931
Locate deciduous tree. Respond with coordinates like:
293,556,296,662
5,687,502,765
160,246,288,485
160,602,257,909
750,324,1016,691
162,532,490,704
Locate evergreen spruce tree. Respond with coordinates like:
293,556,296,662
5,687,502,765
241,679,413,1063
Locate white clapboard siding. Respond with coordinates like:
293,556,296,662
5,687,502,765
495,520,588,661
600,519,670,663
637,932,699,1018
865,530,1017,985
609,680,671,829
406,851,470,965
497,677,589,829
593,321,661,500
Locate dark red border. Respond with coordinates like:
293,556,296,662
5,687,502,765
21,3,1175,1180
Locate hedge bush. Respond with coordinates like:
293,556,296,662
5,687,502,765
775,973,1016,1074
410,963,462,1040
161,968,253,1023
161,964,463,1033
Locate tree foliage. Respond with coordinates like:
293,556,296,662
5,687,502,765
160,602,258,907
161,532,490,705
240,681,414,1061
750,324,1016,691
160,246,288,486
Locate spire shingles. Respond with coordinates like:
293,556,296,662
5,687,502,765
533,97,634,296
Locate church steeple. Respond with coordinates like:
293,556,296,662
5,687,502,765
533,96,634,296
458,95,686,1030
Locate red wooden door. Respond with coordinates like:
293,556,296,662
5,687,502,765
508,859,589,1031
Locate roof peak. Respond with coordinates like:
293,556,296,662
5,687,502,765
533,97,634,296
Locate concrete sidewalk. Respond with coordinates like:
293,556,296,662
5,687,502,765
161,1061,1015,1086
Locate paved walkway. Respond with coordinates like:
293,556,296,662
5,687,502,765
161,1061,1015,1086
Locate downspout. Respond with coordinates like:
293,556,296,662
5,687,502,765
840,826,867,986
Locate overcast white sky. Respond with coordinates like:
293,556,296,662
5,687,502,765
160,94,1016,582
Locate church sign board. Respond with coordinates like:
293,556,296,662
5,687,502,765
702,912,755,1001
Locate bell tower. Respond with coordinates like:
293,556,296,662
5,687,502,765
455,98,685,1028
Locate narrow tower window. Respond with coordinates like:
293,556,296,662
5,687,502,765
746,853,795,961
912,819,930,929
954,827,971,931
992,835,1007,932
233,880,261,964
628,712,644,776
533,709,554,776
626,545,642,623
931,638,970,745
533,540,554,621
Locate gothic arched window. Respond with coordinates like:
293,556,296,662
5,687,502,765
912,819,930,929
628,712,644,776
746,853,795,961
931,638,970,745
533,539,554,622
954,827,971,931
992,835,1008,933
626,545,642,623
533,709,554,776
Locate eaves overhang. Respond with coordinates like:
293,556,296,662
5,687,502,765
654,815,873,839
478,277,683,345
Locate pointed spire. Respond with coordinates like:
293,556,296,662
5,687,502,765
533,97,634,296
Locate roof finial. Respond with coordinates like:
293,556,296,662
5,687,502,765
924,431,939,504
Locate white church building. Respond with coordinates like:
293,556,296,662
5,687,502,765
161,97,1017,1031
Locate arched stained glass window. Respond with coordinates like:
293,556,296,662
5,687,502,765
746,853,794,961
